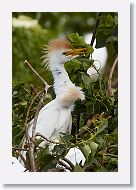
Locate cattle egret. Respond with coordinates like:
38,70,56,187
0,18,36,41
28,39,85,141
19,38,86,170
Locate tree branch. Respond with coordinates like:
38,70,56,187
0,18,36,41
22,60,51,171
24,60,51,93
28,92,45,172
35,132,60,145
90,13,102,47
63,157,74,170
58,159,73,172
12,147,28,151
15,150,30,171
24,90,43,143
30,85,41,100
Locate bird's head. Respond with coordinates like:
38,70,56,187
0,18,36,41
42,38,87,68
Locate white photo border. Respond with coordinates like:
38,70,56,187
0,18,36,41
0,0,130,184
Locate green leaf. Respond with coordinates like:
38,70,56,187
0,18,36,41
76,57,94,66
79,143,91,160
12,126,24,145
82,74,92,85
106,36,117,43
35,138,45,147
62,134,73,142
105,15,115,27
13,82,24,91
74,164,84,172
86,45,94,55
12,126,22,140
65,61,74,74
68,33,94,54
89,142,98,157
97,119,108,133
68,33,87,48
70,59,81,72
52,144,66,156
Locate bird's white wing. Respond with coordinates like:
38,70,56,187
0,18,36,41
50,107,72,140
29,99,72,141
29,100,59,139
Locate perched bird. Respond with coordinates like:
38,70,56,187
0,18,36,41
20,38,86,168
28,39,86,143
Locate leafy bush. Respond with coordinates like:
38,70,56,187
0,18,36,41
12,13,118,172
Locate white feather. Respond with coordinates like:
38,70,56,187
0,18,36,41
28,99,72,142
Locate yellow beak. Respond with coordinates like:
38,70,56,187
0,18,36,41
64,48,88,56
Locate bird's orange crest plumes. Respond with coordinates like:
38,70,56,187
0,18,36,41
48,39,71,51
42,38,71,68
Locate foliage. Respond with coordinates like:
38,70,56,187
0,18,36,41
12,12,118,172
95,13,118,49
12,12,97,35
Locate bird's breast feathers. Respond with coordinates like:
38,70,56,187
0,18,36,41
57,85,85,107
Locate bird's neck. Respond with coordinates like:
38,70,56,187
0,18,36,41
50,64,72,95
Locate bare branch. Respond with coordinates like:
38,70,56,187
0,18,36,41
15,150,30,171
28,91,45,172
35,132,60,145
32,93,45,140
12,147,28,151
30,85,41,100
24,90,43,143
22,60,52,171
59,159,73,172
24,60,51,93
63,157,74,170
18,90,43,169
108,57,118,96
90,13,102,47
92,61,101,76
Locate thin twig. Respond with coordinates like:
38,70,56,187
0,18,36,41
102,153,118,158
59,159,73,172
32,93,45,140
17,92,43,171
28,92,45,172
12,147,28,151
92,61,101,76
24,90,43,143
24,60,51,93
63,157,74,170
18,90,43,166
108,57,118,96
35,132,61,145
30,85,41,100
15,150,30,171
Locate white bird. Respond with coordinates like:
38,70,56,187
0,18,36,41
29,39,85,142
20,38,86,169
